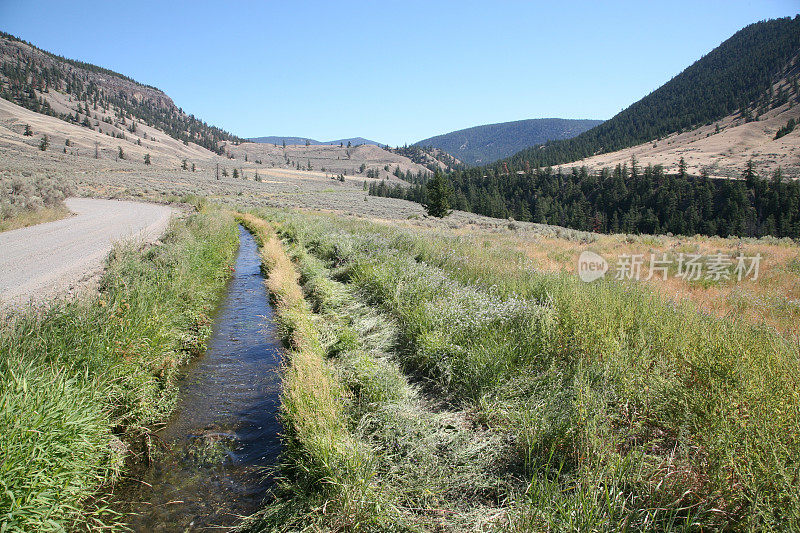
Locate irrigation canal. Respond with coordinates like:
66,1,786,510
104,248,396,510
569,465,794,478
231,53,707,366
119,225,283,531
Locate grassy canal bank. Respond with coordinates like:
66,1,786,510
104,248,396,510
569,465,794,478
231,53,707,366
0,207,238,530
240,209,800,532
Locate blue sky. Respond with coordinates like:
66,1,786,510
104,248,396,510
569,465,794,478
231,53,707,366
1,0,797,146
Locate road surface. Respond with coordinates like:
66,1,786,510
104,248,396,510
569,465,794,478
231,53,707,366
0,197,176,308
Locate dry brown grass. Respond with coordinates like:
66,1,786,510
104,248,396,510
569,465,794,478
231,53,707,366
446,227,800,336
0,204,70,232
567,86,800,179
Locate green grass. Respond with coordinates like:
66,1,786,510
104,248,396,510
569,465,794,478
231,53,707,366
237,213,385,531
248,208,800,532
0,209,238,531
242,213,517,531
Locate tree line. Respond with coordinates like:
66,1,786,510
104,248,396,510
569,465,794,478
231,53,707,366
369,161,800,238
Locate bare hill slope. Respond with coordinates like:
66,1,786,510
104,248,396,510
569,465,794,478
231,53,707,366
565,80,800,178
0,31,432,197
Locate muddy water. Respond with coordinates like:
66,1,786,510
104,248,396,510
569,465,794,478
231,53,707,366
120,225,282,531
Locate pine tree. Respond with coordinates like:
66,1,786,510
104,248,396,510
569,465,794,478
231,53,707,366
424,169,452,218
144,153,151,165
24,124,32,136
39,134,48,151
743,159,757,187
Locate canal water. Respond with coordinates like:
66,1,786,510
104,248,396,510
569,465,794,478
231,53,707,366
119,225,283,531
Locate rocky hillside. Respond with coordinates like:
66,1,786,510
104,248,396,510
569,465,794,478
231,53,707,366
0,31,431,182
0,32,240,154
249,136,382,146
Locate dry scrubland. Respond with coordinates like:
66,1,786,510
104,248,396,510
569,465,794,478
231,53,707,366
3,86,799,338
0,93,429,227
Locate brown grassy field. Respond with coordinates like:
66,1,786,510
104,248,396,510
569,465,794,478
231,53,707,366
433,223,800,336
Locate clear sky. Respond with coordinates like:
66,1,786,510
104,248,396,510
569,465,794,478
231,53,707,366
1,0,798,146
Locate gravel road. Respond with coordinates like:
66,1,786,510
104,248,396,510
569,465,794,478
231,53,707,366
0,197,176,308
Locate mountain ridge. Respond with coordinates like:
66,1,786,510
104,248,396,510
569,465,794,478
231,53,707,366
0,31,241,154
414,118,603,165
249,135,382,146
500,16,800,171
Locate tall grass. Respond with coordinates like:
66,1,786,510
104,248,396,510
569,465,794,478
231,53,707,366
257,209,800,531
236,214,382,531
0,209,238,530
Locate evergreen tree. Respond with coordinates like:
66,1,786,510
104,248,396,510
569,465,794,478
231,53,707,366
424,169,452,218
144,153,151,165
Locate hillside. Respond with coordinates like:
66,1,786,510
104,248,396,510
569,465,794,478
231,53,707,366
249,135,382,146
0,31,439,235
566,85,800,178
0,32,240,154
389,144,465,173
368,16,800,237
503,16,800,171
415,118,602,165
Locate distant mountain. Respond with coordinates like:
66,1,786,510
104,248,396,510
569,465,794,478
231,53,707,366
505,16,800,170
414,118,603,165
325,137,382,147
249,136,317,145
371,16,800,239
249,135,382,146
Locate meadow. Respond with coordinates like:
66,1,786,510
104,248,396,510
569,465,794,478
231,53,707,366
1,202,798,531
241,209,800,532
